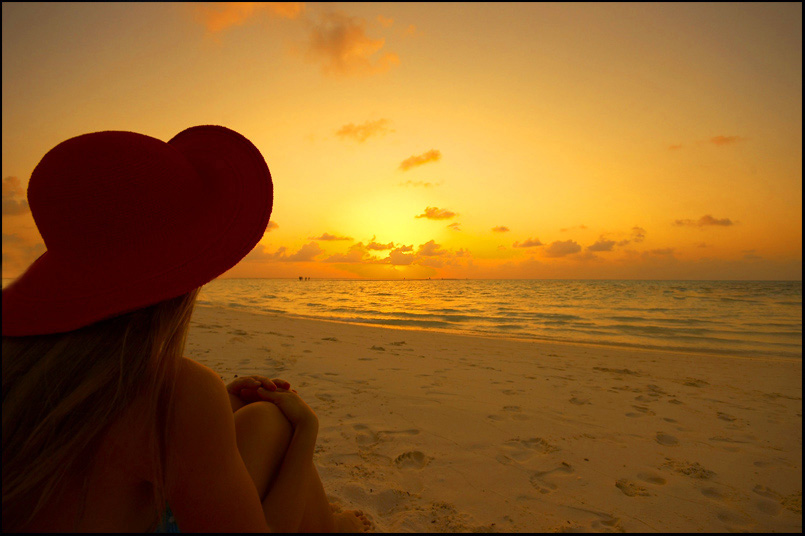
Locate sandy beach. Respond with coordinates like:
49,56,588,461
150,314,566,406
186,304,802,533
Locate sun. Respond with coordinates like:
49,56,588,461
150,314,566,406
332,189,446,249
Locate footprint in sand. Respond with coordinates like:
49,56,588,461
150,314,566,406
370,345,385,351
499,437,559,463
637,472,667,486
569,397,591,405
529,462,574,494
394,450,429,470
615,479,651,497
352,424,379,446
632,405,656,416
321,337,339,342
655,432,679,446
661,459,715,479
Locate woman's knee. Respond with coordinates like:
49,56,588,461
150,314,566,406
234,401,293,448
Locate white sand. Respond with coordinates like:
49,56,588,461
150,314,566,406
186,304,802,533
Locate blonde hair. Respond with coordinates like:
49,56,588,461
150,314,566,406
2,288,200,531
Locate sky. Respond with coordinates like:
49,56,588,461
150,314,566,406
2,2,802,280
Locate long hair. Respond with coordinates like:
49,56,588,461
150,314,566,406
2,288,200,531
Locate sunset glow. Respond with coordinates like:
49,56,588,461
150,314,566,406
2,2,801,280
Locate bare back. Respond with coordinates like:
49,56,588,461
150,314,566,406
16,392,160,532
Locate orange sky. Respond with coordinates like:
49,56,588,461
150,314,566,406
2,2,802,280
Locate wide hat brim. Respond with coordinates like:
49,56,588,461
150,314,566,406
2,125,272,336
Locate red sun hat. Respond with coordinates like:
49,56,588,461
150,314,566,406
2,125,273,336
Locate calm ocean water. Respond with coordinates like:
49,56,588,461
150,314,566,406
194,279,801,359
3,278,800,359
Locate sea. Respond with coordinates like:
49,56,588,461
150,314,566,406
3,278,801,359
195,279,801,359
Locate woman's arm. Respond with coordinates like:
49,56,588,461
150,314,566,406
164,359,270,532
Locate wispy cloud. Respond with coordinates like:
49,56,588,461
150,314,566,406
559,224,587,232
631,226,646,243
377,14,393,28
399,149,441,171
335,118,391,142
513,238,542,248
2,177,30,216
195,2,304,33
306,11,399,76
491,226,510,233
399,180,439,188
543,240,581,257
668,144,683,150
415,206,456,220
710,135,745,146
673,215,735,227
266,221,279,232
310,232,353,240
447,222,461,231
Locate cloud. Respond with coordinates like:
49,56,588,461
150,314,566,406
673,215,734,227
401,24,418,37
415,206,456,220
310,232,353,241
245,241,323,262
631,226,646,243
266,221,279,232
587,238,616,252
559,224,587,232
491,226,509,233
323,242,370,263
2,177,30,216
366,236,394,250
668,144,683,150
377,14,393,27
399,180,439,188
399,149,441,171
513,238,542,248
417,240,447,256
447,222,461,231
286,242,324,261
710,135,745,146
388,246,414,265
1,233,45,278
649,248,675,255
335,118,391,142
543,240,581,257
196,2,304,33
306,11,400,76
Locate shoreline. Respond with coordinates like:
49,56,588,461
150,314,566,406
186,304,802,532
194,304,802,362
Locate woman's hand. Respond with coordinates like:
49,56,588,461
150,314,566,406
226,375,291,404
256,387,319,432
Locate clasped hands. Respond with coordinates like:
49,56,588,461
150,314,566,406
226,375,318,430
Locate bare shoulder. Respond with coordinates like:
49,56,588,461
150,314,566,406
175,356,224,392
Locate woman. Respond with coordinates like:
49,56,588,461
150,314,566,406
2,126,372,532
